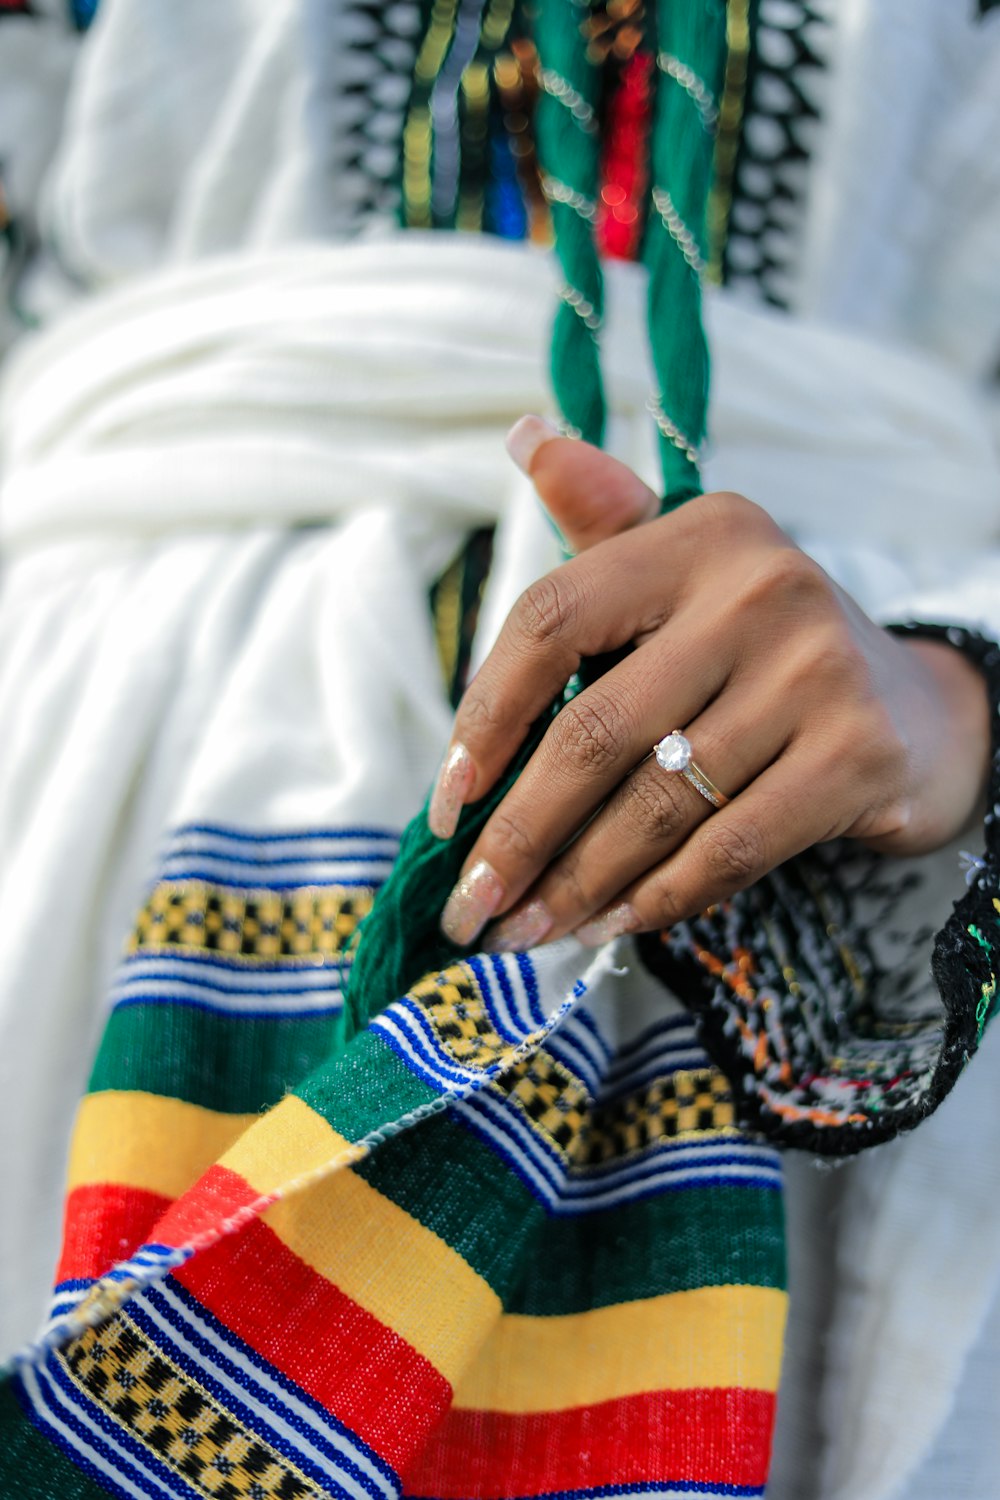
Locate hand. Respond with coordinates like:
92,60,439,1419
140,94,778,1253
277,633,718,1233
429,419,992,951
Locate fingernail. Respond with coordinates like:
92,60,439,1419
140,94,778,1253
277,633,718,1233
575,902,640,948
441,860,505,947
505,414,560,475
483,899,553,954
428,743,475,840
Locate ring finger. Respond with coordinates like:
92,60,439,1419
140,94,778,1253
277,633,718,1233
483,683,794,949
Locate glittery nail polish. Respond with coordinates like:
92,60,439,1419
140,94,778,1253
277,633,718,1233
575,902,640,948
483,899,553,954
428,743,475,840
441,860,505,947
505,414,560,475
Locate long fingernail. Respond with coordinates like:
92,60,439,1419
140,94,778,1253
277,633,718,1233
441,860,505,947
505,414,560,475
575,902,640,948
483,899,553,954
428,743,475,840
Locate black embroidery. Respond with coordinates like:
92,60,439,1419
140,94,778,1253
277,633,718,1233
722,0,832,308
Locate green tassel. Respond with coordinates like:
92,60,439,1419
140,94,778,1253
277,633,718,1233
344,701,561,1041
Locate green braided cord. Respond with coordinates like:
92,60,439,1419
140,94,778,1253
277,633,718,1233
645,0,729,508
534,0,606,446
347,2,733,1033
343,697,563,1040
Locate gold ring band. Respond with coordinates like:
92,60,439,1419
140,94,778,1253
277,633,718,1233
652,731,730,810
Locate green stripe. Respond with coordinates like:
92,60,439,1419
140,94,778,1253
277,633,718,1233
90,1005,338,1113
0,1376,110,1499
295,1028,439,1142
356,1105,786,1314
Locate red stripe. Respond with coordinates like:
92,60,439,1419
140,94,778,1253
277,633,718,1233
56,1184,171,1284
174,1213,451,1472
402,1390,776,1496
150,1164,269,1249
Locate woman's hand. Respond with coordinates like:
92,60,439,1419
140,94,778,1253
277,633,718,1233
429,418,992,951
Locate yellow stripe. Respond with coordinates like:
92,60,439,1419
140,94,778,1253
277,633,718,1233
453,1284,787,1411
68,1092,254,1197
218,1093,358,1194
70,1093,786,1408
262,1169,500,1386
224,1095,500,1384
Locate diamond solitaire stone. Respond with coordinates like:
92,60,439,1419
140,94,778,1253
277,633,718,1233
655,731,691,772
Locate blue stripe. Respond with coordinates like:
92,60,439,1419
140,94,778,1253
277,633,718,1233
609,1012,701,1065
167,824,400,844
163,1279,399,1489
515,950,545,1025
454,1097,781,1213
569,1003,615,1062
559,1013,613,1073
370,1005,479,1089
410,1482,761,1494
604,1034,704,1079
115,963,344,994
482,954,531,1040
409,1483,763,1499
469,1075,701,1201
112,994,344,1021
126,1298,383,1500
597,1055,717,1107
543,1026,605,1097
51,1278,93,1298
31,1356,195,1499
160,852,397,870
119,949,347,976
155,872,382,890
466,956,528,1046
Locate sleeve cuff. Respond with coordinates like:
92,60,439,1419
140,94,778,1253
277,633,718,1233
638,620,1000,1156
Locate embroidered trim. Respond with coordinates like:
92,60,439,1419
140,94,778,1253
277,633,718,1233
61,1317,322,1499
127,882,374,965
721,0,831,307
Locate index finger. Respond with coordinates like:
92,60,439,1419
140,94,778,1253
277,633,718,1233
444,518,681,812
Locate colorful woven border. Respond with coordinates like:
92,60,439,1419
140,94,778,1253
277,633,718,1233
1,824,786,1499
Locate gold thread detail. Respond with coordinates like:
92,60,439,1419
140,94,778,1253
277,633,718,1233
706,0,752,285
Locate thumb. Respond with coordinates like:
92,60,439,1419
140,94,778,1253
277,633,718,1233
505,414,660,554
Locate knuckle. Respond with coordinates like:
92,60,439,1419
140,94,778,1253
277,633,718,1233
742,546,827,612
702,820,767,888
693,490,771,540
850,712,902,779
814,628,869,685
516,572,578,648
486,805,539,865
459,686,504,740
641,878,687,930
621,771,690,843
553,694,629,776
782,626,863,698
548,855,591,914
